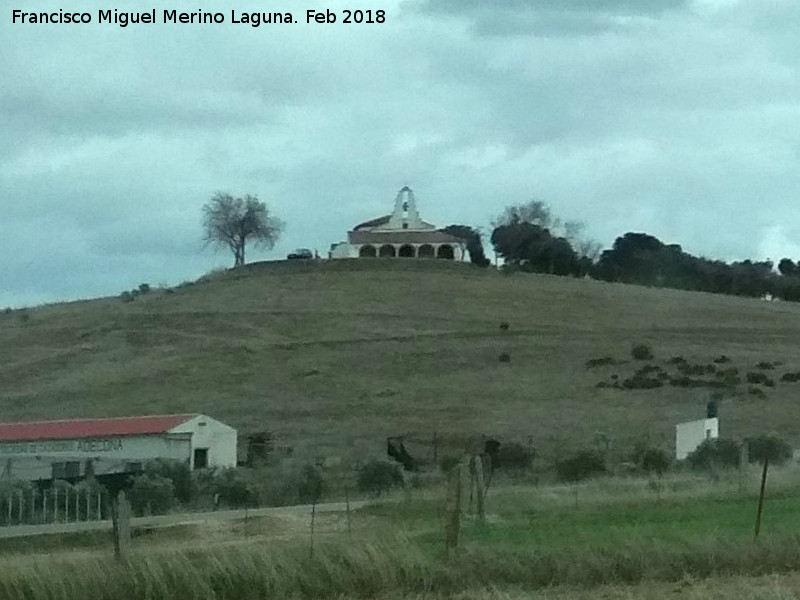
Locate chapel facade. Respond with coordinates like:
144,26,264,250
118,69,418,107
329,187,466,260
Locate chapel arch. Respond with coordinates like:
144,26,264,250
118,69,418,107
437,244,454,259
359,245,377,258
379,244,396,258
418,244,435,258
398,244,415,258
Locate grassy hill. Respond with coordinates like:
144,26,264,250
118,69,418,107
3,258,800,465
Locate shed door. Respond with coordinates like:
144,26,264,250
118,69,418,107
194,448,208,469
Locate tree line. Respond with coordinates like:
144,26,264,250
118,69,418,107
201,192,800,302
465,199,800,302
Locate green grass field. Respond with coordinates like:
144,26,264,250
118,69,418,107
5,472,800,599
3,258,800,466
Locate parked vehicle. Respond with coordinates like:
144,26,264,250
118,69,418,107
287,248,313,260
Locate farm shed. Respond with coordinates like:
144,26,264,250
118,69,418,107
675,417,718,460
0,414,237,481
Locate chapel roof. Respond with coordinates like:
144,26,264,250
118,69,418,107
348,230,465,245
353,215,391,231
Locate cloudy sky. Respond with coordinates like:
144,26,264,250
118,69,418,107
3,0,800,306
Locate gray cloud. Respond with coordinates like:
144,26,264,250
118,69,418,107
4,0,800,305
415,0,689,35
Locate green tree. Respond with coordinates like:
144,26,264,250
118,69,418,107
746,434,793,466
686,438,741,471
441,224,491,266
357,460,403,497
202,192,284,267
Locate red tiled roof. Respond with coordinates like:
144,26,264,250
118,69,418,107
353,215,391,231
0,414,197,442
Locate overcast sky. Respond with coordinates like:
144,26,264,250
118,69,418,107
3,0,800,306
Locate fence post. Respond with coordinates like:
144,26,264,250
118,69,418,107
18,489,22,524
345,487,352,538
444,460,463,558
475,454,486,522
97,492,102,521
754,456,770,540
309,501,316,558
42,490,47,524
54,487,58,522
112,491,131,560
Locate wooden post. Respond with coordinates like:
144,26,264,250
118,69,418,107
345,487,352,538
112,491,131,560
433,432,438,464
54,487,58,522
18,489,22,523
468,458,475,514
309,501,316,558
754,456,770,540
739,442,748,494
475,455,486,522
42,490,47,524
444,461,462,558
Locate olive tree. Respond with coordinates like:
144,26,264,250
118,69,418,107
202,192,284,266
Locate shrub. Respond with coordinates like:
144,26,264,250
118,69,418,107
498,352,511,363
781,371,800,382
144,459,193,504
686,438,741,471
357,460,403,497
746,434,793,466
713,355,731,364
213,469,260,508
749,386,767,398
497,442,534,470
439,455,461,473
18,311,30,323
666,356,687,365
138,283,151,295
585,356,617,368
641,448,670,476
120,291,135,303
631,344,653,361
677,363,715,376
556,451,606,482
746,372,773,385
621,375,663,389
756,361,777,370
499,322,510,331
298,465,325,503
246,431,274,466
127,473,176,515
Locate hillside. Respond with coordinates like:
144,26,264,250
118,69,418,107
3,259,800,465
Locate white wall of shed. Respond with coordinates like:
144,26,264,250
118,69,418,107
169,415,237,468
675,418,719,460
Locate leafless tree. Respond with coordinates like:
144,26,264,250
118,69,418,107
202,192,284,266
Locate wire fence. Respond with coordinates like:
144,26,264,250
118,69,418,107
0,487,111,526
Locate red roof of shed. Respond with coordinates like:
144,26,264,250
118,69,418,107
0,414,197,442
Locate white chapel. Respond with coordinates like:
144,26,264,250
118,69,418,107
329,187,466,260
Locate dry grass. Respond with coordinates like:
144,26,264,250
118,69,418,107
3,259,800,464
